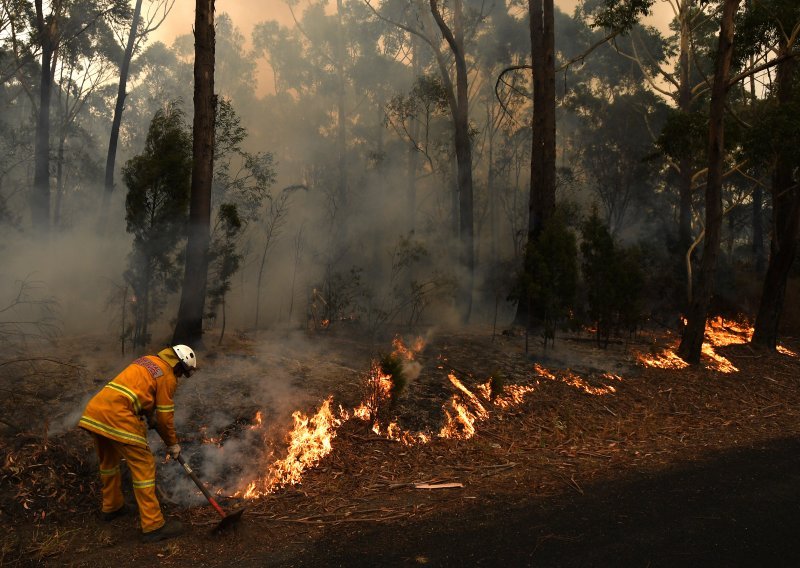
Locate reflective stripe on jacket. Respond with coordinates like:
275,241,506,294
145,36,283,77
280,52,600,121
79,355,178,447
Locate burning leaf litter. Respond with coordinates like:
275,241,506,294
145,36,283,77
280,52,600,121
636,317,798,372
227,338,628,499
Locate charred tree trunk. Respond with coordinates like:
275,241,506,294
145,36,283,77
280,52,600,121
32,0,57,233
514,0,556,327
751,53,798,350
430,0,474,323
173,0,215,346
101,0,143,230
677,0,740,364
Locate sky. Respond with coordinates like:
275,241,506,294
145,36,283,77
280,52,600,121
151,0,676,97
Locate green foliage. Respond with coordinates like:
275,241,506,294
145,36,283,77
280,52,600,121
122,102,192,346
580,208,644,347
657,109,708,162
734,0,800,64
206,203,243,321
586,0,656,34
516,209,579,343
210,97,276,333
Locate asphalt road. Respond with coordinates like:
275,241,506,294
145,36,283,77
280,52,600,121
264,437,800,567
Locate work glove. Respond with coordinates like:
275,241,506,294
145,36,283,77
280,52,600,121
166,444,181,460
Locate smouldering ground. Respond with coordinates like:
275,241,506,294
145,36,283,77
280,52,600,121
2,323,800,566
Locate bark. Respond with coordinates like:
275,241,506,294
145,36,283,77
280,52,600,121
173,0,215,346
677,0,740,364
430,0,474,323
676,2,694,255
514,0,556,327
752,182,765,272
751,53,798,350
407,35,421,233
335,0,348,214
32,0,56,233
53,131,66,227
748,58,765,273
101,0,143,229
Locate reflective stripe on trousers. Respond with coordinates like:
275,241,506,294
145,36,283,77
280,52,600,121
92,433,165,533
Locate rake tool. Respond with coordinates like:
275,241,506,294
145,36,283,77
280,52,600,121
173,454,246,533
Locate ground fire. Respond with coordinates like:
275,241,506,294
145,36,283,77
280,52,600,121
224,336,634,500
637,317,798,373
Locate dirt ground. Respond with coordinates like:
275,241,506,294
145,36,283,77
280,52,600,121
2,324,800,567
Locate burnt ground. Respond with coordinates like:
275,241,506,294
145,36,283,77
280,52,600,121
2,325,800,567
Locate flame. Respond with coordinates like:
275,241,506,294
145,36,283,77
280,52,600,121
438,374,491,439
638,317,755,373
240,397,343,499
639,348,690,370
534,364,618,395
777,345,798,358
392,335,426,359
198,425,223,446
236,337,623,498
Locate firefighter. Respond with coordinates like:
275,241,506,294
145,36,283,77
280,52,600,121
78,344,197,542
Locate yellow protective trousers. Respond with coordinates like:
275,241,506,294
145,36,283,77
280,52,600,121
92,433,165,533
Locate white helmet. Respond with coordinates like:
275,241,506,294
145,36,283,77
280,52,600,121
172,344,197,376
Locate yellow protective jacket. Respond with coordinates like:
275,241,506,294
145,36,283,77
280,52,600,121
79,354,178,447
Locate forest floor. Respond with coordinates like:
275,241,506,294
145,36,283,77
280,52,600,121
2,322,800,567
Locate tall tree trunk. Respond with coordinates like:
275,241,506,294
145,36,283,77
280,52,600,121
335,0,348,215
100,0,143,230
173,0,215,346
53,131,66,228
487,111,496,262
752,182,764,271
748,55,765,273
430,0,474,323
676,1,694,254
514,0,556,327
541,0,556,226
751,52,798,350
32,0,56,233
407,35,421,233
677,0,740,364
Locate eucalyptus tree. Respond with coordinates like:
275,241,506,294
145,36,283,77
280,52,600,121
677,0,741,364
102,0,174,228
496,0,656,329
210,98,277,332
28,0,131,233
739,0,800,350
123,103,192,347
51,6,123,229
366,0,499,323
173,0,215,346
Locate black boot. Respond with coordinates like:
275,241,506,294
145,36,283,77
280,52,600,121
141,518,184,543
102,503,134,522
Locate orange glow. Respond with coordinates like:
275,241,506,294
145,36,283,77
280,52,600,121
534,364,619,395
237,338,621,498
240,397,342,499
637,349,690,369
198,425,223,446
637,317,756,373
